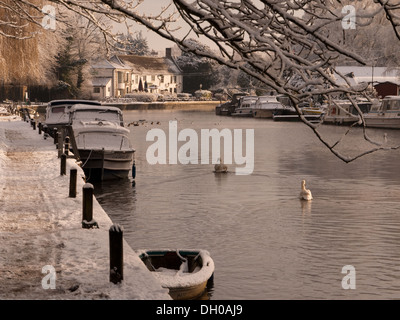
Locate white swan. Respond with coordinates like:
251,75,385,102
299,180,313,201
214,158,228,173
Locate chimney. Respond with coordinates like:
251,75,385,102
165,48,172,59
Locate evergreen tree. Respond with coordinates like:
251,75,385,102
115,31,150,56
175,39,219,93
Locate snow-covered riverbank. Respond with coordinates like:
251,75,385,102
0,115,170,299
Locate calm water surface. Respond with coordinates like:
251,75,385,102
93,109,400,299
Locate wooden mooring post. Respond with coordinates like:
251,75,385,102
64,136,70,156
109,224,124,284
82,183,98,229
69,168,77,198
60,154,66,176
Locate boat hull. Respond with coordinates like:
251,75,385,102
231,109,253,117
252,109,274,118
364,113,400,129
79,149,135,180
323,115,359,125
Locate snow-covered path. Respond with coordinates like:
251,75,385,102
0,116,170,299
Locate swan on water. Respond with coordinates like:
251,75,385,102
299,180,313,201
214,158,228,173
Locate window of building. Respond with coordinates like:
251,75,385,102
93,87,100,93
151,75,156,81
159,75,164,83
117,72,124,84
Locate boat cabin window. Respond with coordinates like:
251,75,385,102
71,110,123,124
76,132,131,150
51,106,68,114
382,99,400,111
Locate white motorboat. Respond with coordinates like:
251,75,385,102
252,95,285,118
231,95,258,117
323,99,376,125
363,96,400,129
44,99,102,133
68,104,135,180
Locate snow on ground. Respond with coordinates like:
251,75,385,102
0,115,170,300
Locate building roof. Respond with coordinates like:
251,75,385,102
91,59,131,70
115,55,182,75
92,77,112,87
334,66,400,86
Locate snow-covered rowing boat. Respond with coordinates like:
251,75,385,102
138,249,215,300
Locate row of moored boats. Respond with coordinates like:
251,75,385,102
38,99,135,181
216,93,400,129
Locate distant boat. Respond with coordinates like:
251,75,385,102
322,99,375,125
252,95,285,118
215,92,249,116
138,249,215,300
363,95,400,129
231,96,258,117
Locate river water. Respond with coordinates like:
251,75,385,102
91,109,400,300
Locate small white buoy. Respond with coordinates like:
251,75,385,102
299,180,313,201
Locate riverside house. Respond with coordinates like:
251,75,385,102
90,48,183,99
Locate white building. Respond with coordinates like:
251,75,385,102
90,48,183,99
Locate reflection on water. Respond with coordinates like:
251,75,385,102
93,110,400,299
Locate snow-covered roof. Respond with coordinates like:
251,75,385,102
92,77,112,87
91,58,131,70
116,55,182,75
334,66,400,86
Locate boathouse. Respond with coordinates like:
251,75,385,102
334,66,400,98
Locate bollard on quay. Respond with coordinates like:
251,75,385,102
109,224,124,284
69,168,77,198
32,121,36,130
54,129,58,144
82,183,98,229
60,154,66,176
65,136,70,156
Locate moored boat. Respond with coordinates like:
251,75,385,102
363,95,400,129
138,249,215,300
68,104,135,180
215,92,248,116
44,99,102,133
252,95,285,118
231,95,258,117
323,98,377,125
